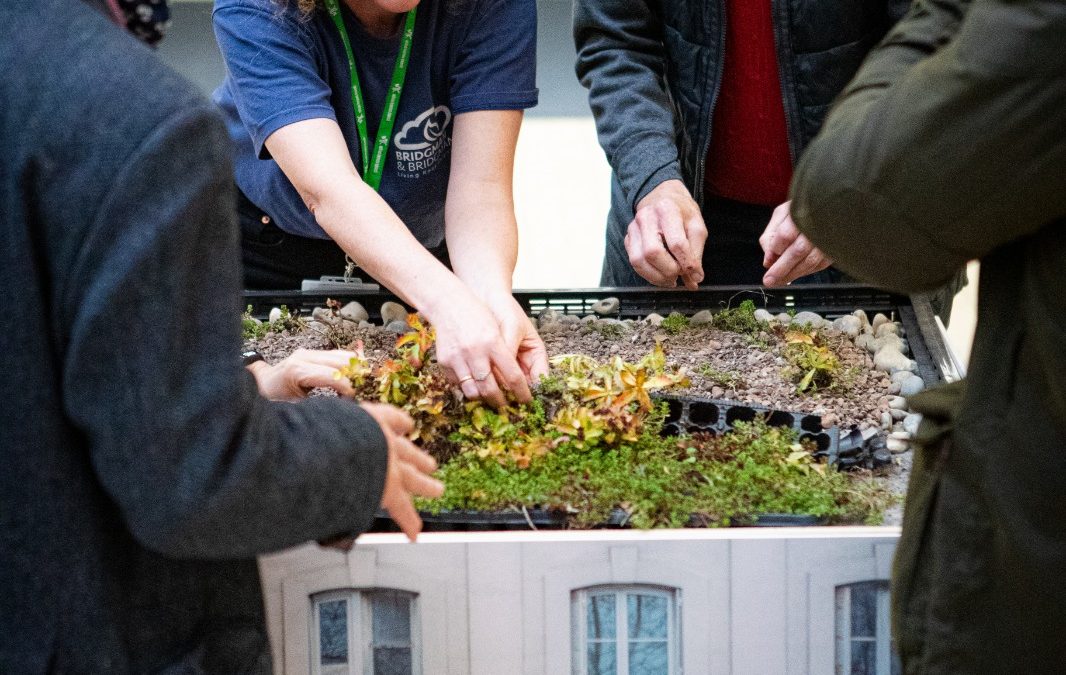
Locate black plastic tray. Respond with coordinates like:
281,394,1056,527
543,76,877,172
244,285,950,530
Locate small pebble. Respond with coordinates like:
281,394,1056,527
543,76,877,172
581,314,597,324
852,309,870,329
558,314,580,324
890,431,912,441
753,308,774,323
869,334,906,354
832,315,862,338
888,395,907,410
268,307,283,323
903,413,922,436
874,322,899,338
385,320,409,334
871,313,890,333
358,320,373,329
874,346,916,374
881,411,893,429
891,371,913,385
855,334,876,351
311,306,337,325
899,374,926,397
776,313,792,326
380,301,408,326
820,413,839,429
791,311,824,328
538,308,562,325
887,438,910,454
890,408,908,421
592,297,620,316
646,313,664,327
340,301,369,323
690,309,714,325
888,383,902,395
711,386,725,398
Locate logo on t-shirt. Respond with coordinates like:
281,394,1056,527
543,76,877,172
393,105,452,179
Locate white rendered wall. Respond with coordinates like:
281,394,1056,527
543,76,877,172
259,528,899,674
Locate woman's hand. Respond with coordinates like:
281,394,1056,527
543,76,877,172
423,290,533,409
248,348,358,401
484,293,549,386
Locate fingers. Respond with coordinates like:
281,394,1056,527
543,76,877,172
760,202,797,268
361,402,415,437
296,363,356,397
625,220,678,287
517,339,550,384
656,203,698,281
680,214,708,289
382,490,424,543
395,436,438,475
762,235,830,287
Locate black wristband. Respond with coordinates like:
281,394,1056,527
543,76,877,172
241,350,265,367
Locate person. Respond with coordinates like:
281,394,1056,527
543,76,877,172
573,0,908,289
212,0,548,408
788,0,1066,671
0,0,443,671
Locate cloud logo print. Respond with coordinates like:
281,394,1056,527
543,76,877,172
394,105,452,151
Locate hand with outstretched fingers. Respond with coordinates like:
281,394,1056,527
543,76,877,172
759,201,832,287
625,179,707,289
249,348,359,401
360,402,444,542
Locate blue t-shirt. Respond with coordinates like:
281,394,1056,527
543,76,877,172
212,0,538,245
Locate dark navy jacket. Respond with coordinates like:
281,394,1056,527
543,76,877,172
0,1,388,671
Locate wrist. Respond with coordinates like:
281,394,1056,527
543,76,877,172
638,179,690,210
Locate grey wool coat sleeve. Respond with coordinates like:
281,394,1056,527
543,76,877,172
790,0,1066,292
60,103,389,560
574,0,685,210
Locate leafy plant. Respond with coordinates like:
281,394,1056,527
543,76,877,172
710,299,767,336
241,304,305,340
241,305,268,340
660,312,689,334
784,330,841,393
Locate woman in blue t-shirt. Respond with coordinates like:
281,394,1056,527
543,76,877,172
214,0,546,405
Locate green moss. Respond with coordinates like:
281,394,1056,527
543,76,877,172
241,305,268,340
710,299,767,336
660,312,690,334
696,365,745,389
420,418,894,529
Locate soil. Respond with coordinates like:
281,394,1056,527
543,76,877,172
245,312,911,522
248,318,895,432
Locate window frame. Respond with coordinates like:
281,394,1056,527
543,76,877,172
310,589,422,675
834,581,895,675
571,584,681,675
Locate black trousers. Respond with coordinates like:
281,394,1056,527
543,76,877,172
238,191,449,290
601,195,840,287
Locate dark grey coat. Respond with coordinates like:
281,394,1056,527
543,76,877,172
574,0,909,283
0,1,389,672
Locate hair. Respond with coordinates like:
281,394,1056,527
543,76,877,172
274,0,320,20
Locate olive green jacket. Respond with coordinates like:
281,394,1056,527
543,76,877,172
790,0,1066,672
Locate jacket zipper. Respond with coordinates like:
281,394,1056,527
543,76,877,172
771,0,802,164
695,0,727,209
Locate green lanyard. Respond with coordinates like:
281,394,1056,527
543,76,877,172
323,0,416,192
